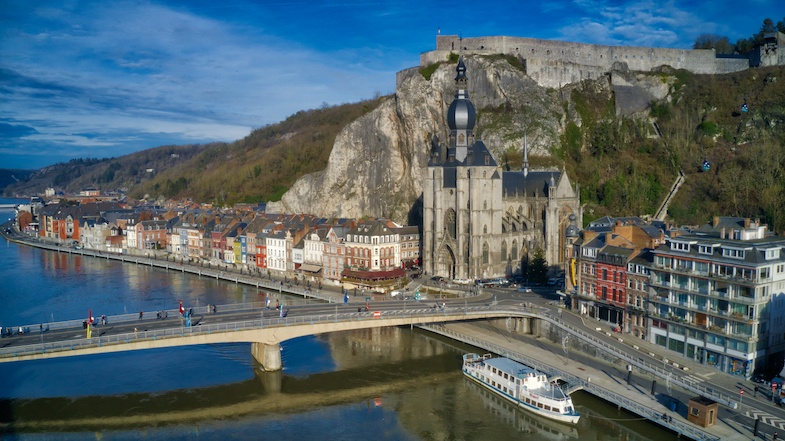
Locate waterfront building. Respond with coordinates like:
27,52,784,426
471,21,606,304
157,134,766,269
322,226,348,283
648,217,785,377
266,230,287,273
627,250,653,339
255,232,268,270
300,227,328,278
396,225,420,267
39,203,81,243
572,217,666,331
80,217,112,251
422,57,581,281
135,219,168,251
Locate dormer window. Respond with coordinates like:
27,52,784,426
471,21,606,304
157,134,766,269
670,241,690,252
722,248,745,259
698,245,713,255
764,248,781,260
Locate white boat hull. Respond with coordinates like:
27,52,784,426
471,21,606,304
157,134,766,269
462,353,580,425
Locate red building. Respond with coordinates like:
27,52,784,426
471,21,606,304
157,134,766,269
595,246,634,328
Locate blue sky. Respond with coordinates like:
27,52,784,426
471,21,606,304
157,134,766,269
1,1,782,170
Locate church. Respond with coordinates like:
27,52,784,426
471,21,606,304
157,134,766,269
422,57,582,280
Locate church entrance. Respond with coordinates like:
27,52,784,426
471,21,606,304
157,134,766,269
438,246,456,280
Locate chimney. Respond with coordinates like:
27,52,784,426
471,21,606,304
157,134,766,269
720,227,725,239
744,218,750,228
713,216,719,227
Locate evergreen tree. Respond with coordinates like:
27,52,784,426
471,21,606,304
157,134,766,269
527,247,548,284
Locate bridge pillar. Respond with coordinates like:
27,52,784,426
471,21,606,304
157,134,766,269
251,342,282,371
520,317,531,334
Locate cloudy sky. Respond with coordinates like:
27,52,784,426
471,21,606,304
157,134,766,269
1,1,781,170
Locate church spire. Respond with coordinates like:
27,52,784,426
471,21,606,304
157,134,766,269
446,54,476,163
522,130,529,178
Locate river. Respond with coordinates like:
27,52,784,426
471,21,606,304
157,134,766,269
0,198,678,440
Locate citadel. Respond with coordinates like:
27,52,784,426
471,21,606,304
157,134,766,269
420,33,785,89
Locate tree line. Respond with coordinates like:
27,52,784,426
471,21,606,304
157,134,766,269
693,17,785,54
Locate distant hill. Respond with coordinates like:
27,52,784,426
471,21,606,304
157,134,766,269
1,144,209,198
1,99,382,204
0,169,34,192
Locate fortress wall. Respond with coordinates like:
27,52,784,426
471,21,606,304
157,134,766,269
525,59,607,89
427,35,733,83
714,58,750,74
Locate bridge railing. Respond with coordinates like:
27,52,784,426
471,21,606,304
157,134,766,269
0,305,492,359
423,322,720,441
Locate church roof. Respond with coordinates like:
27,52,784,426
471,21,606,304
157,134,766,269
501,170,560,197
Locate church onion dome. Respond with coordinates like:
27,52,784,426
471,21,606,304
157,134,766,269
447,98,476,131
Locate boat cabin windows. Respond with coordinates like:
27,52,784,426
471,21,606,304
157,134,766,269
544,405,551,411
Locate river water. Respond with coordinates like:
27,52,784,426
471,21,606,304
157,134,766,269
0,198,678,440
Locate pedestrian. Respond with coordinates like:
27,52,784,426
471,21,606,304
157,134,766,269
139,310,143,319
212,305,216,314
134,327,138,338
774,432,778,441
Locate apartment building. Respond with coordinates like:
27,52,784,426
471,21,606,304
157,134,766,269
649,217,785,377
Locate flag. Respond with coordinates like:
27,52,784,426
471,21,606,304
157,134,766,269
88,309,94,325
179,300,185,315
86,324,92,339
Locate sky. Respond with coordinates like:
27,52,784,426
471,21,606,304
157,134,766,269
1,1,782,170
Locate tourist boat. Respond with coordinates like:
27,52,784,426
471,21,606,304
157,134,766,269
467,371,579,440
462,353,580,424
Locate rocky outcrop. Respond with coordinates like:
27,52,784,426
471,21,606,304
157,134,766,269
267,55,665,223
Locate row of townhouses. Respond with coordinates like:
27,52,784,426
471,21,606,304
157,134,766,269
18,201,420,291
567,216,785,379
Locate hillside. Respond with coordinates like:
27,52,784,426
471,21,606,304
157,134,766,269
1,100,382,204
3,60,784,232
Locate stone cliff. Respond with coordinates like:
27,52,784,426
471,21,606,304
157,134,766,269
267,55,663,224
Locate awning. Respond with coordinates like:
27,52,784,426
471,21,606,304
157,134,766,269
299,263,322,273
342,267,405,281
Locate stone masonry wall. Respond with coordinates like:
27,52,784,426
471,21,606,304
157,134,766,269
418,35,750,89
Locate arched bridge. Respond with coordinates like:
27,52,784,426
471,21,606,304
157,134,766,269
0,304,540,370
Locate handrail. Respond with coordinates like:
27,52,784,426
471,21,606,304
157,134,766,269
0,305,491,358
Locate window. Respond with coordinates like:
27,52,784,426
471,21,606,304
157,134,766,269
482,242,489,264
722,248,746,259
